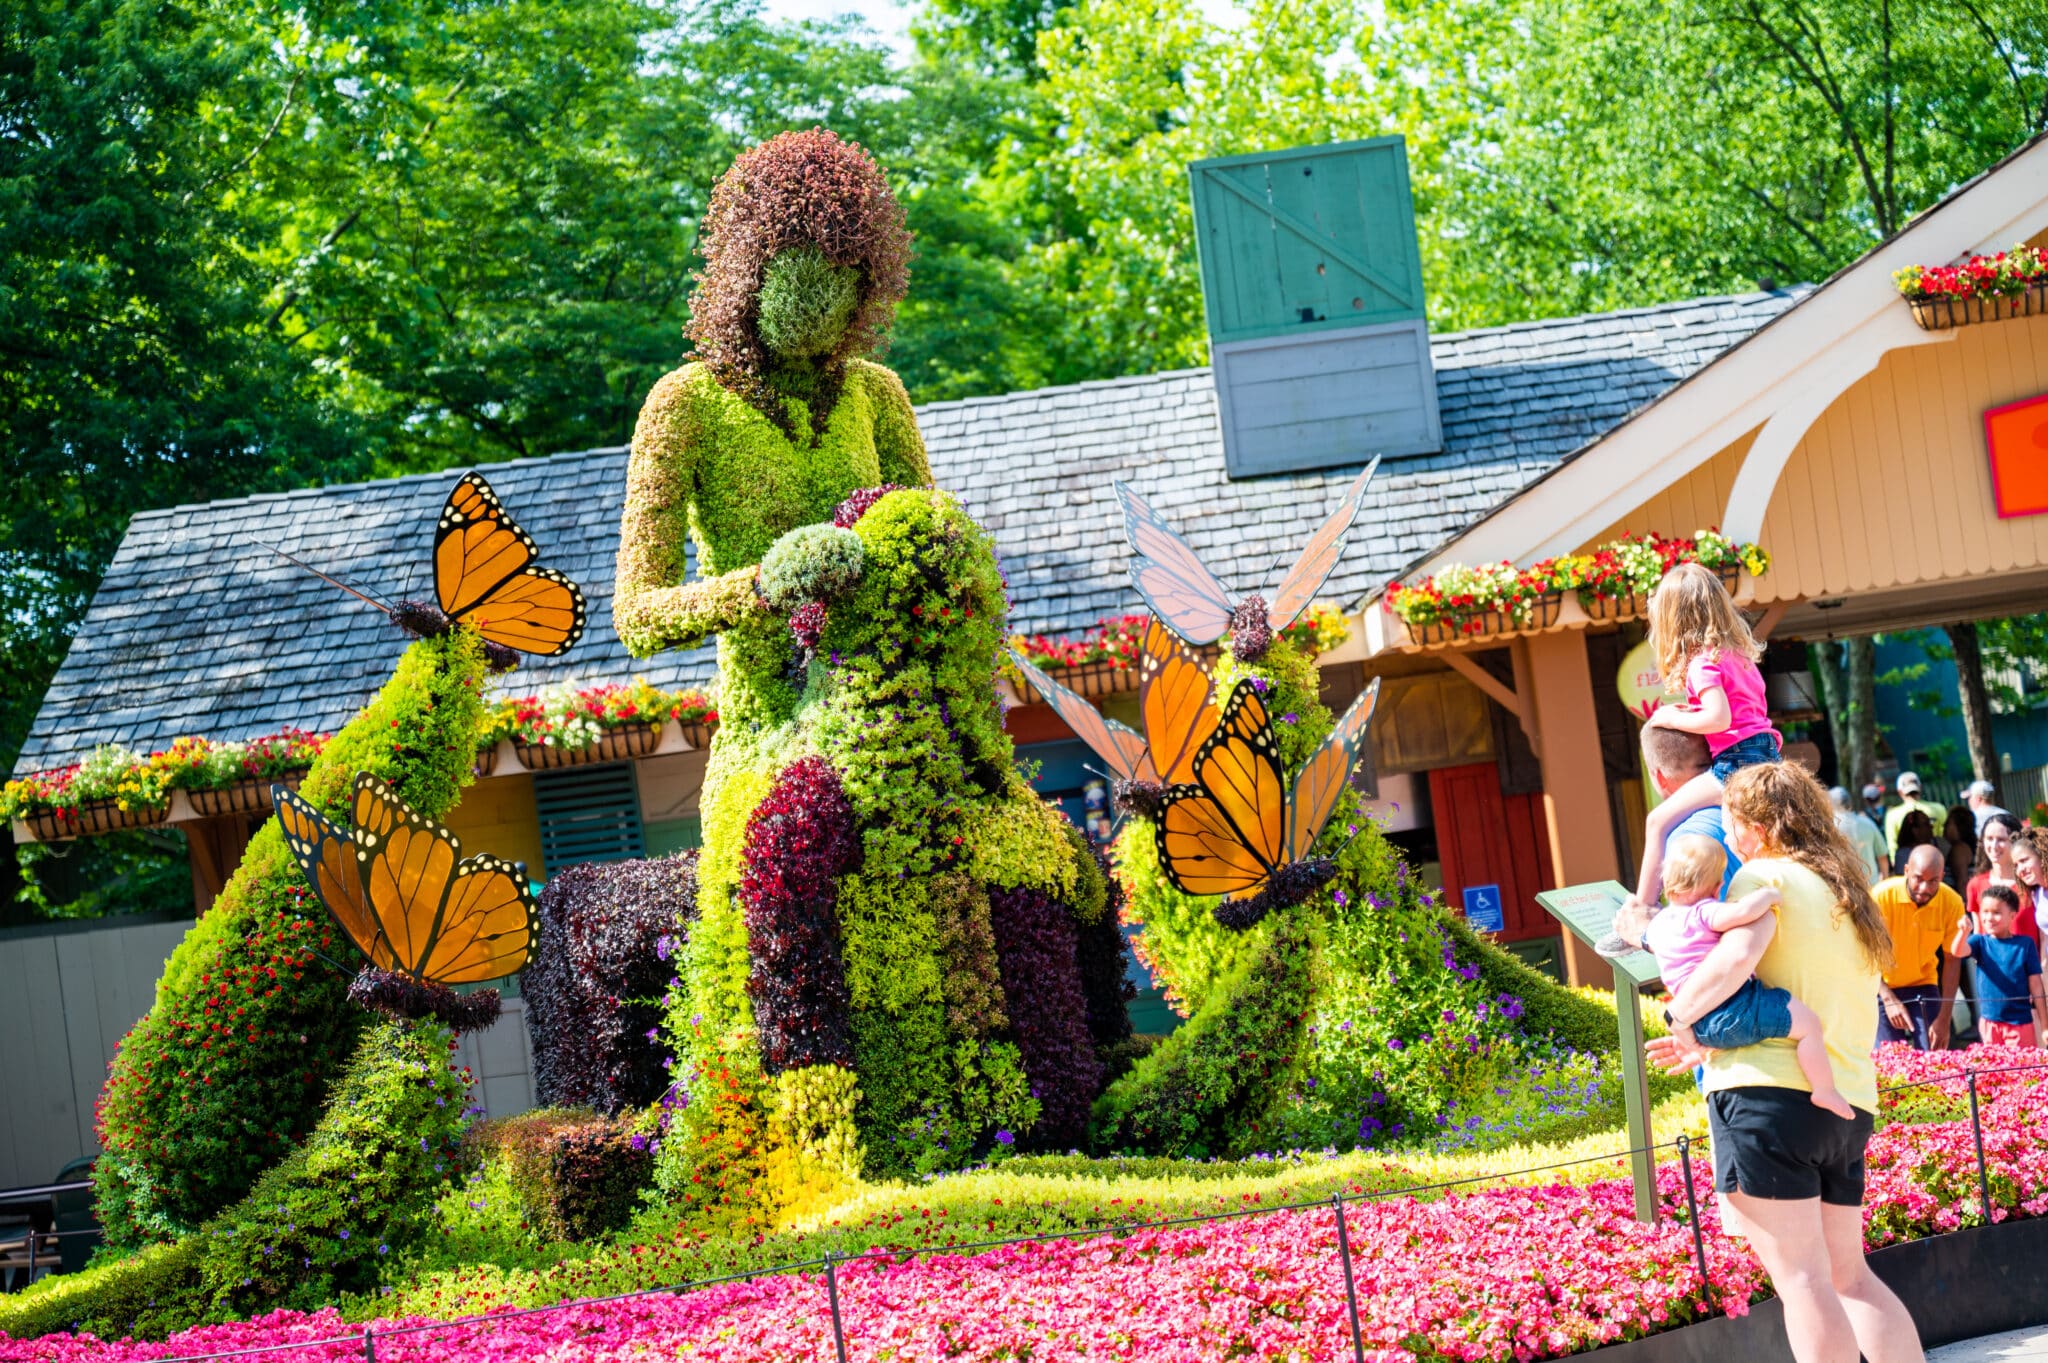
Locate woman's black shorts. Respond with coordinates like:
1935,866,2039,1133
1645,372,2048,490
1707,1087,1875,1206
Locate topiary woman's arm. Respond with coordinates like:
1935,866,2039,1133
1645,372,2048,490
615,372,770,657
868,364,932,486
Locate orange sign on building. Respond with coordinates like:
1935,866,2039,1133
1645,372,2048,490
1985,392,2048,519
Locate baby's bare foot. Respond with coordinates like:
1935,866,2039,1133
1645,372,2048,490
1811,1089,1854,1121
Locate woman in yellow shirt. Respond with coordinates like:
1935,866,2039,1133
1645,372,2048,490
1648,763,1924,1363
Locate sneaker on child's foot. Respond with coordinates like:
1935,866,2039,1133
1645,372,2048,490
1593,931,1640,961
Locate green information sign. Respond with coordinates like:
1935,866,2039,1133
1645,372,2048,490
1534,880,1663,1224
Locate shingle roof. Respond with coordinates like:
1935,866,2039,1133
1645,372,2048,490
14,288,1803,776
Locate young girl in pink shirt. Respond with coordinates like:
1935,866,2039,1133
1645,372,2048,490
1633,562,1782,908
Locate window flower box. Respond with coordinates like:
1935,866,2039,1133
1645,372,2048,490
1895,246,2048,331
487,680,718,770
188,770,304,819
514,721,663,770
27,798,170,841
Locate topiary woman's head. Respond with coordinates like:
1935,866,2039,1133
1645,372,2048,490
687,129,912,414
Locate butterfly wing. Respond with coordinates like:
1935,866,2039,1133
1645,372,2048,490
350,772,461,978
1113,481,1236,647
456,566,586,657
412,854,539,984
1286,677,1382,861
436,472,537,620
1139,616,1216,786
1007,648,1152,782
273,785,397,970
1156,681,1288,899
1267,458,1381,634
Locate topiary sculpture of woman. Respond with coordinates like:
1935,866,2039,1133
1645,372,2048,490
615,131,1127,1189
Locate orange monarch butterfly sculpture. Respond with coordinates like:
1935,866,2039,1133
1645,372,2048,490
1005,617,1217,819
272,772,540,1029
266,471,586,671
1157,674,1382,930
1112,458,1379,662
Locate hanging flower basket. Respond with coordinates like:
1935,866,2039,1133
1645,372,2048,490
1907,287,2048,330
27,799,169,841
514,722,662,771
678,721,718,751
1895,246,2048,331
188,771,303,819
473,744,500,779
1581,591,1646,622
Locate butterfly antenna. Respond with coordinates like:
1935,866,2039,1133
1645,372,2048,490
256,540,392,613
305,945,358,980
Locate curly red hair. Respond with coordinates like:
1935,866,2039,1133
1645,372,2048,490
686,130,912,433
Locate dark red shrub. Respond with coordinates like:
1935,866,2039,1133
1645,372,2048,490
524,852,697,1115
740,756,862,1074
986,886,1103,1150
1076,850,1136,1048
833,483,908,527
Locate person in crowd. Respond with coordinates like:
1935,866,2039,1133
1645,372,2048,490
1872,845,1964,1050
1967,812,2029,932
1646,763,1921,1363
1893,808,1939,868
2010,825,2048,949
1883,771,1948,853
1862,782,1887,826
1966,779,2009,833
1640,834,1852,1117
1949,884,2045,1047
1829,785,1889,883
1629,563,1780,911
1598,726,1740,957
1942,806,1977,890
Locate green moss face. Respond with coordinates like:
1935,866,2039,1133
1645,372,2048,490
756,246,861,360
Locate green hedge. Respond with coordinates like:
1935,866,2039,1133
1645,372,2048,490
469,1109,655,1242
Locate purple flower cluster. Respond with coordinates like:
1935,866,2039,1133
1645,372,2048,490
1228,594,1273,663
986,885,1104,1149
526,853,698,1114
833,483,910,528
346,968,501,1034
740,757,862,1074
1211,858,1337,931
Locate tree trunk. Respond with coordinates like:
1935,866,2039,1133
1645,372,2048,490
1945,620,2001,797
1847,636,1878,791
1812,640,1851,785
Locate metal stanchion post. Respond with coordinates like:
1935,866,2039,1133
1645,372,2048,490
1675,1135,1713,1313
363,1327,376,1362
1968,1069,1993,1222
824,1254,850,1363
1330,1195,1368,1363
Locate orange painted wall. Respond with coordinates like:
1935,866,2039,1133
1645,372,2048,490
441,773,547,879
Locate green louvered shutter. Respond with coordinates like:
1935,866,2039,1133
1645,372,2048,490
1189,137,1441,475
533,762,645,871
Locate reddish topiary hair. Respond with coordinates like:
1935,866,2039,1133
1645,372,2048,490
687,129,912,432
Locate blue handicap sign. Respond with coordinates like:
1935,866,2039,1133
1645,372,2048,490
1462,884,1505,933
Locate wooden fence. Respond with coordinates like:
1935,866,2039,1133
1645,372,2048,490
0,913,537,1191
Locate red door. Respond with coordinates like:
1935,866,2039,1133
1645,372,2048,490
1427,762,1556,941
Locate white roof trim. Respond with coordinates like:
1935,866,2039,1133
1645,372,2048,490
1416,135,2048,575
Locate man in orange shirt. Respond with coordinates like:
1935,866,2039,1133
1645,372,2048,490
1874,845,1965,1049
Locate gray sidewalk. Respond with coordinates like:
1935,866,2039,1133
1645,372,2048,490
1931,1326,2048,1360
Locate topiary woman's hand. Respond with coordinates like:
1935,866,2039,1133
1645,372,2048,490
758,523,865,612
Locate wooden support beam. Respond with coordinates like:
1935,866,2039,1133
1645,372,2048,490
1752,599,1791,642
1436,646,1543,759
